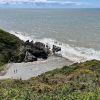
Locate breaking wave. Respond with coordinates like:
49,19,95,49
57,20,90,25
10,31,33,41
10,31,100,62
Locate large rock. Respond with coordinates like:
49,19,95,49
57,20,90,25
9,39,61,63
25,41,48,59
24,51,37,62
34,42,45,50
27,47,48,59
52,45,61,54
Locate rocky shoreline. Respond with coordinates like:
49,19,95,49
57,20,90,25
0,29,62,71
10,40,61,63
0,29,63,79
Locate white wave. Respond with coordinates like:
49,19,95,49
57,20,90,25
9,31,100,62
35,38,100,62
10,31,32,41
68,39,77,42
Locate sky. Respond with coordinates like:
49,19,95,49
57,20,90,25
0,0,100,8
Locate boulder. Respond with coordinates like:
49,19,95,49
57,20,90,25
34,42,45,50
25,41,48,59
25,40,30,45
45,44,51,54
52,45,61,54
24,51,37,62
27,49,48,59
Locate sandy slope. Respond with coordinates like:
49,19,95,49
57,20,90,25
0,56,73,80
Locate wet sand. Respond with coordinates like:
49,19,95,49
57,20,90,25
0,56,73,80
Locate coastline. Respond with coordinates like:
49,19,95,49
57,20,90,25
1,29,100,81
10,31,100,62
0,9,100,99
0,29,100,80
0,29,73,80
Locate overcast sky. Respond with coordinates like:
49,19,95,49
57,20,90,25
0,0,100,8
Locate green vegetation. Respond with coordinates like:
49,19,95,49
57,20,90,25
0,29,100,99
0,29,23,70
0,60,100,100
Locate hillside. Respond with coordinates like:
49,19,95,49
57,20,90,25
0,60,100,100
0,29,23,70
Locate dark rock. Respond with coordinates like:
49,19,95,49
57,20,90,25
52,45,61,54
27,49,48,59
9,39,61,63
25,40,30,45
34,42,45,50
45,44,51,54
24,51,37,62
24,41,48,59
30,40,34,46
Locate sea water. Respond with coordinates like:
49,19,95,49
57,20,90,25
0,8,100,62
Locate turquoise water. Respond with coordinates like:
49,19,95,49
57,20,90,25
0,9,100,62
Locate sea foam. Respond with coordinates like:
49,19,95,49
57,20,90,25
10,31,100,62
37,38,100,62
10,31,32,41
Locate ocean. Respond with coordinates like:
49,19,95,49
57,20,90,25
0,8,100,62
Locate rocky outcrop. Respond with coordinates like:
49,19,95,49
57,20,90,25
10,40,49,63
10,40,61,63
0,29,61,64
24,51,37,62
25,41,48,59
52,45,61,54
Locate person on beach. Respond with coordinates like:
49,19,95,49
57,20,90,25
14,70,15,74
16,69,17,73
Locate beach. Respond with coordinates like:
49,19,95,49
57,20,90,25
0,56,73,80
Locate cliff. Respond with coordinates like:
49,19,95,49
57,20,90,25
0,29,23,70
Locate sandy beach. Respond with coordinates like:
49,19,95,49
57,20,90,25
0,56,73,80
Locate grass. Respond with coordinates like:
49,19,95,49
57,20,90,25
0,60,100,100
